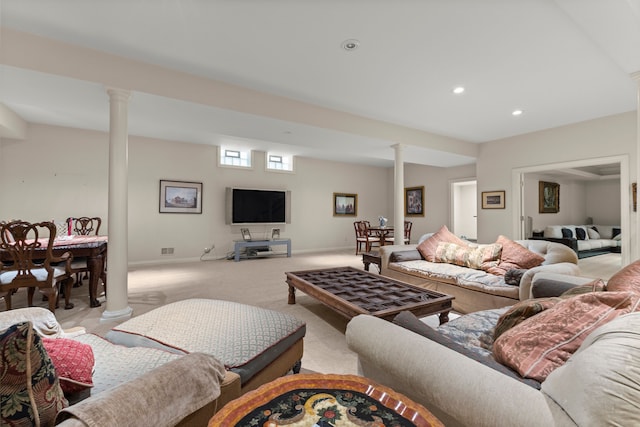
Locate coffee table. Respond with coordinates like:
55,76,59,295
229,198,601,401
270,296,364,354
208,373,444,426
286,266,453,324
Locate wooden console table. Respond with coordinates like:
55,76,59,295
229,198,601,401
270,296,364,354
233,238,291,262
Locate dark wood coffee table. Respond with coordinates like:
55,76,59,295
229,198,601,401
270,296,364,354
286,266,453,324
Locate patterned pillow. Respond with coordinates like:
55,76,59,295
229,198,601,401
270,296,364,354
487,235,545,276
606,259,640,293
494,297,562,340
0,322,68,426
434,242,502,271
416,225,468,262
493,292,640,382
42,338,95,395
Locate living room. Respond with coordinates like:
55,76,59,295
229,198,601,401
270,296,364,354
1,2,640,425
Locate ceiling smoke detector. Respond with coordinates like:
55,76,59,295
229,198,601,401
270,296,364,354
341,39,360,51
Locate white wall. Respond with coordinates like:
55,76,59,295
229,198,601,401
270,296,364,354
477,111,636,244
585,179,622,225
4,123,461,263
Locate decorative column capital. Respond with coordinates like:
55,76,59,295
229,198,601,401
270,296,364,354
106,87,131,103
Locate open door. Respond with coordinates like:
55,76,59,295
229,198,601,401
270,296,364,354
451,179,477,241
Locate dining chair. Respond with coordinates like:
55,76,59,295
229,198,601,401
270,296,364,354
384,221,413,245
0,220,75,312
66,216,105,288
354,221,380,254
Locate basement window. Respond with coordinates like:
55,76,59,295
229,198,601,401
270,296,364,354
266,153,294,172
219,147,252,168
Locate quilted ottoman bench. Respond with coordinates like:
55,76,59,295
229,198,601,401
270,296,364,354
105,299,306,399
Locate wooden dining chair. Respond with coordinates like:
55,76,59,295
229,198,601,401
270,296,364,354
354,221,380,254
0,220,75,312
66,216,105,288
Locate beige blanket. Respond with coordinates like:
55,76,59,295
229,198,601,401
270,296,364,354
56,353,226,427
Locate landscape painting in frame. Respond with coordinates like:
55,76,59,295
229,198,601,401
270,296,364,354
160,180,203,214
333,193,357,216
482,191,505,209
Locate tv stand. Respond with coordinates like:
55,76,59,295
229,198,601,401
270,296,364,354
233,239,292,262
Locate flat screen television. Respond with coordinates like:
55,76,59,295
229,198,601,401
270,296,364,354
225,188,291,224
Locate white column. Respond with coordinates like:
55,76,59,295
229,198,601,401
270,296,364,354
392,144,405,246
101,88,133,323
632,71,640,262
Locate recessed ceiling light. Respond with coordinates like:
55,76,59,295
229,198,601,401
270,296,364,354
512,109,523,116
452,86,465,94
341,39,360,51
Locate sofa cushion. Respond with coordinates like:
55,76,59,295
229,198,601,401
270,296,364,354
42,337,95,395
504,268,526,286
559,278,606,297
493,292,640,381
587,227,600,239
606,259,640,293
561,227,573,238
541,312,640,426
0,322,68,427
434,242,502,271
575,227,586,240
416,225,468,262
486,235,545,276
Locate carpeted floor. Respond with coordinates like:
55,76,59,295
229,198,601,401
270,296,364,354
1,248,622,375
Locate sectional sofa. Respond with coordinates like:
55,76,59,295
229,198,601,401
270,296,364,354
539,224,621,258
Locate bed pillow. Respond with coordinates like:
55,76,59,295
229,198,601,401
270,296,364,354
487,235,545,276
42,337,95,395
0,322,68,427
416,225,468,262
493,292,640,382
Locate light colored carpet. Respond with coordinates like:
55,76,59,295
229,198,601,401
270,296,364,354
2,249,622,375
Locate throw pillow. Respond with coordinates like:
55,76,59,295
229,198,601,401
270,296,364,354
433,242,502,271
504,268,527,286
42,338,95,395
493,292,640,382
486,235,545,276
494,297,561,340
416,225,468,262
561,227,574,238
612,227,621,238
587,228,600,239
575,227,586,240
606,259,640,293
0,322,67,427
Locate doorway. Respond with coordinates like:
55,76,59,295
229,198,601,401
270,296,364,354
451,179,477,241
512,155,630,266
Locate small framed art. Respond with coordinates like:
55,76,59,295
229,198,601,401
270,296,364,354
333,193,357,216
159,180,203,214
539,181,559,213
481,191,505,209
405,186,425,216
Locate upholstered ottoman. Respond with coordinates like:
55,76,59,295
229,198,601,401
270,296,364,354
105,299,306,394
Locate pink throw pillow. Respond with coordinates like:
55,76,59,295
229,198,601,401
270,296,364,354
493,291,640,382
606,259,640,293
42,337,95,394
417,225,468,262
487,235,545,276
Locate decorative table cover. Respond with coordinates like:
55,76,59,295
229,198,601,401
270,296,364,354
209,374,443,427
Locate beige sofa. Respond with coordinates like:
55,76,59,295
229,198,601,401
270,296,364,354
380,237,580,314
346,308,640,427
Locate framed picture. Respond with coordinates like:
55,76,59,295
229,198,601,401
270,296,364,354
241,228,252,241
539,181,560,213
271,228,280,240
333,193,357,216
159,180,202,214
481,190,505,209
405,186,425,216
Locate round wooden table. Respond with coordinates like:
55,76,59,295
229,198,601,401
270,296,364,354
209,373,443,426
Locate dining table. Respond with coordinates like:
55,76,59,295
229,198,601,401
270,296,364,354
368,225,395,246
0,235,108,308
